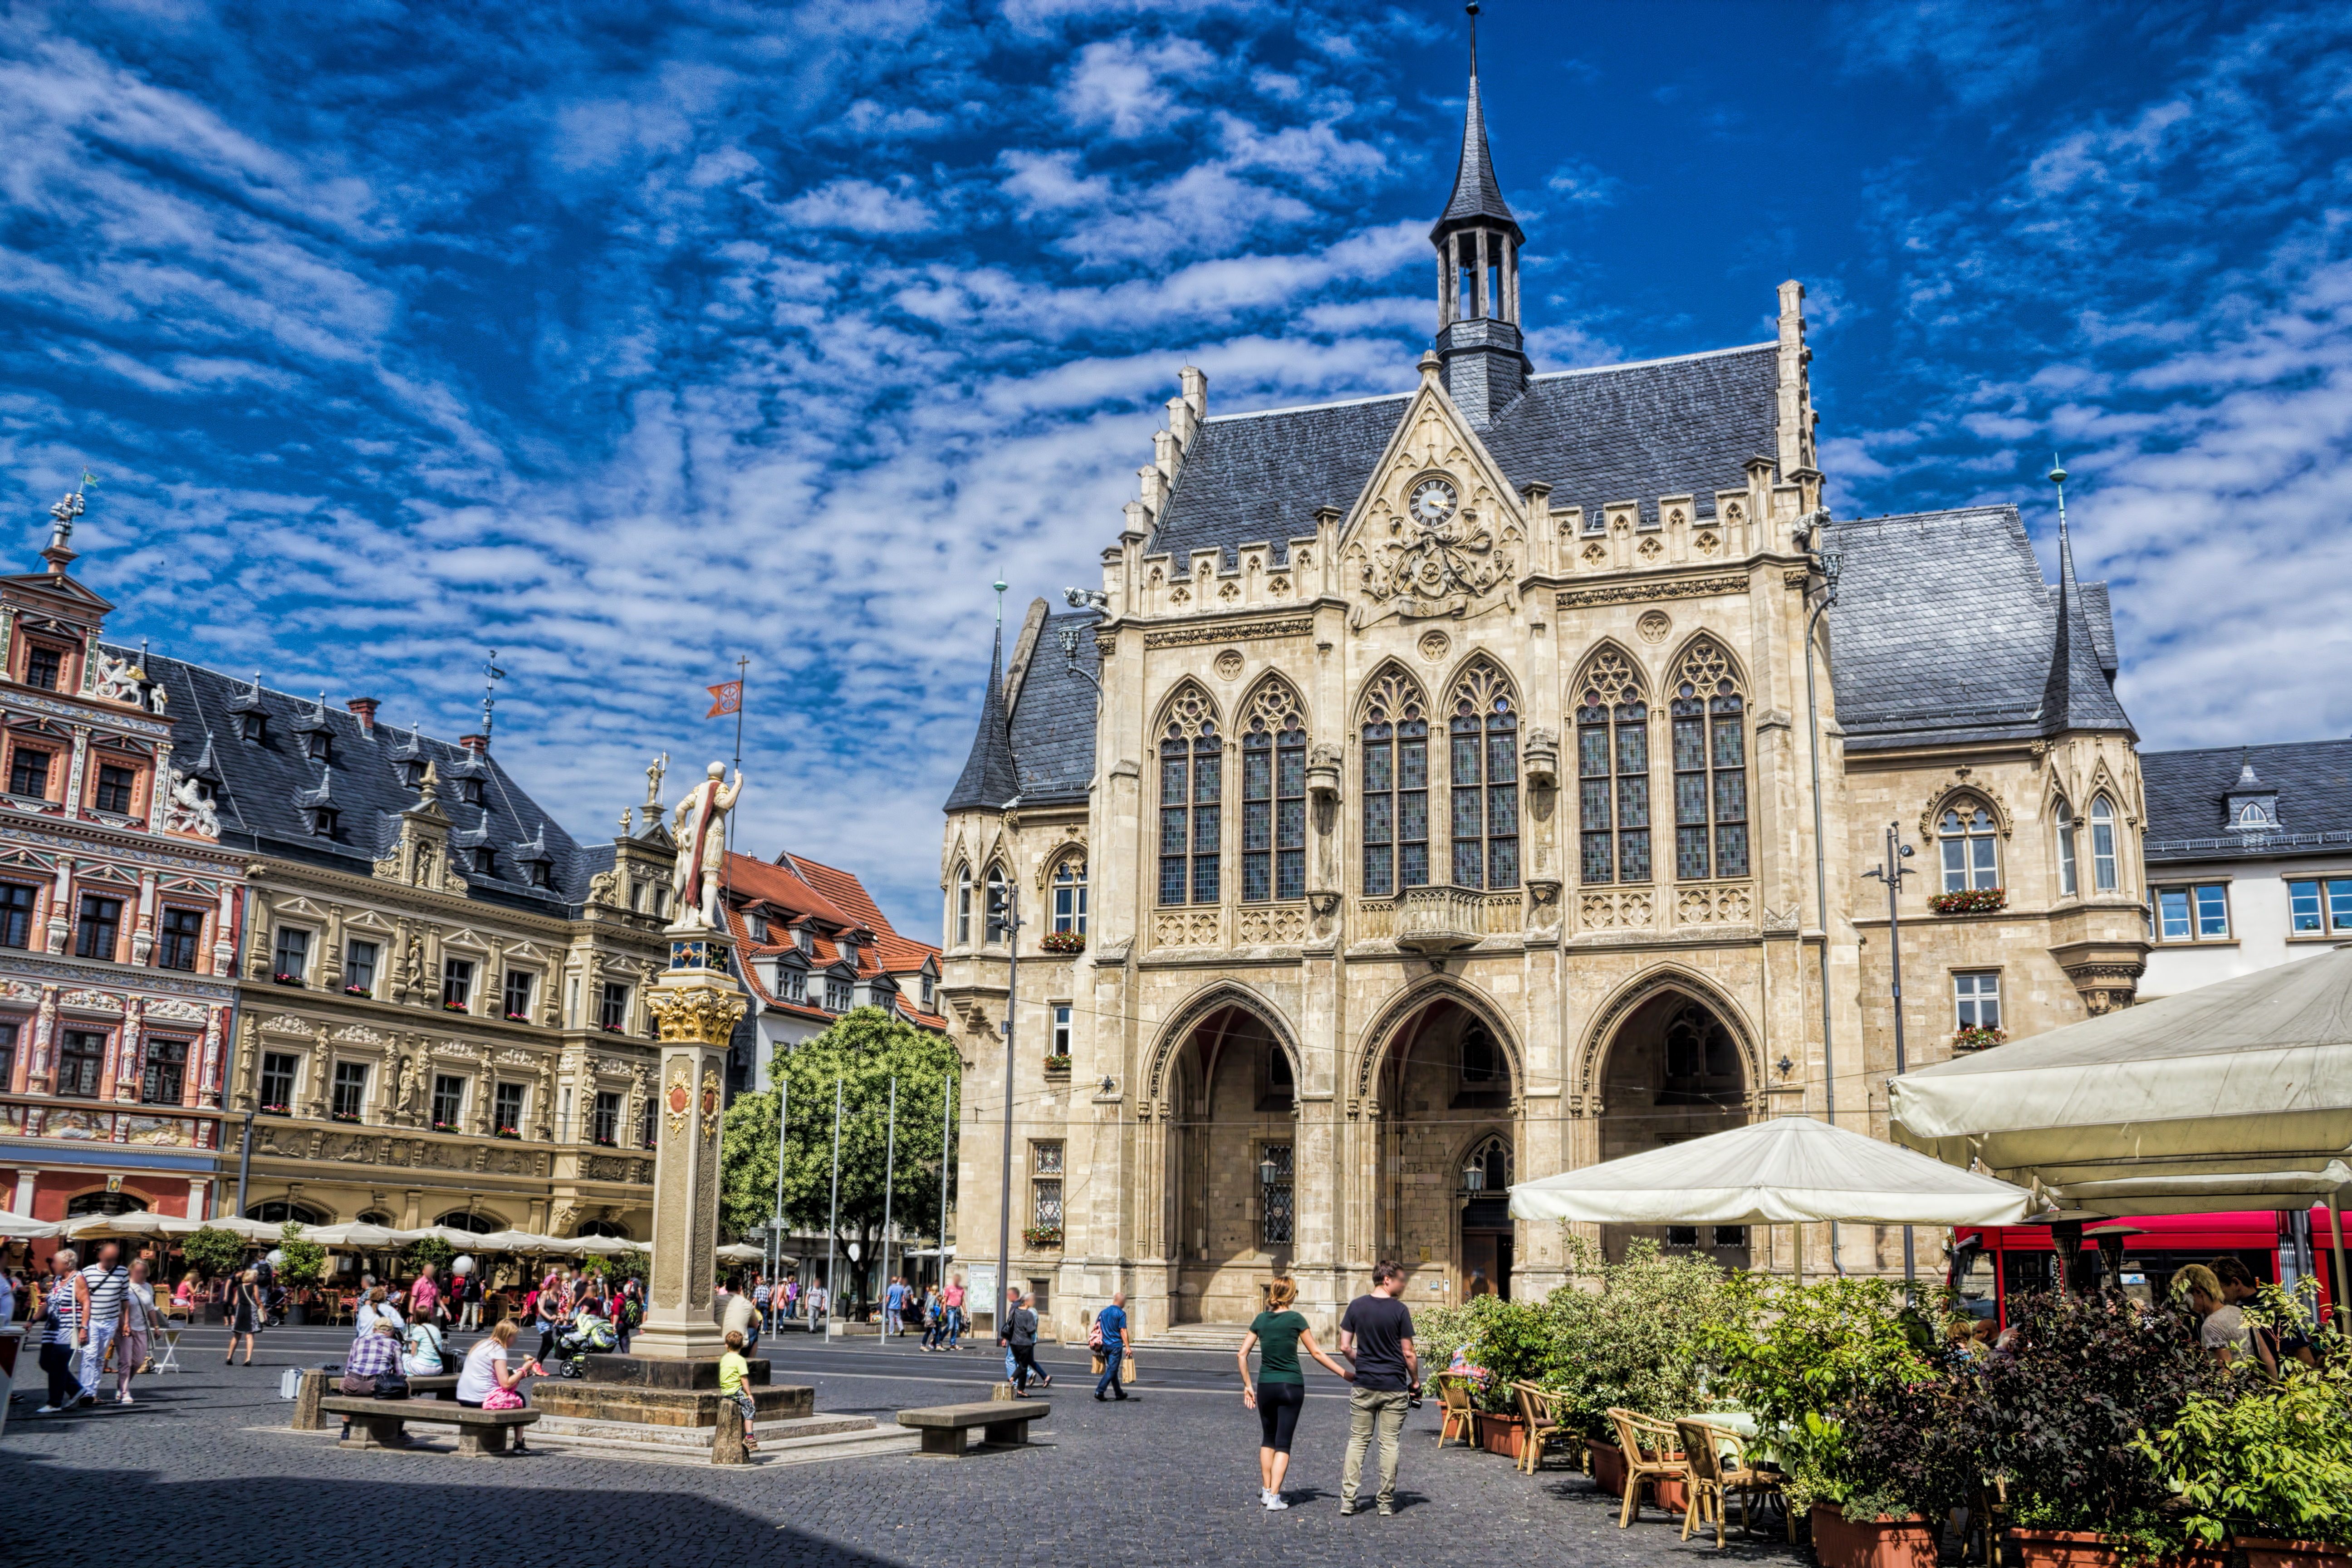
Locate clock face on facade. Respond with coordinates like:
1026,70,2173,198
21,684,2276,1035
1409,476,1458,528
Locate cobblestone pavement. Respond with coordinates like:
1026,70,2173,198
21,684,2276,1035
2,1327,1812,1567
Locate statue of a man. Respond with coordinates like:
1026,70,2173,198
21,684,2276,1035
671,761,744,928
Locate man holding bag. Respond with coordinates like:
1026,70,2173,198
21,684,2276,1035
1092,1292,1133,1401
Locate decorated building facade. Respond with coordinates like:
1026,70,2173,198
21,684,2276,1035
938,63,2152,1340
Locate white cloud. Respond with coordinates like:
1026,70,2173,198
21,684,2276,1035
1058,35,1215,139
779,177,936,234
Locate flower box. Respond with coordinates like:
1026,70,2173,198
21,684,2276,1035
1929,887,2007,916
1021,1225,1062,1250
1474,1411,1527,1459
593,1137,618,1147
1813,1505,1939,1568
1953,1024,2008,1051
343,986,371,998
271,973,304,987
329,1112,361,1124
495,1127,520,1140
1043,1054,1073,1074
431,1120,461,1133
601,1024,624,1034
2238,1542,2352,1568
2009,1531,2228,1568
259,1104,291,1117
1039,931,1085,956
442,1002,470,1013
505,1012,530,1023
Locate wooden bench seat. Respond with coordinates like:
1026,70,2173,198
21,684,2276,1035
316,1395,539,1458
896,1400,1048,1456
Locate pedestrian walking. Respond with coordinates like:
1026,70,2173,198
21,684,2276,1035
1238,1278,1355,1509
720,1328,760,1452
884,1275,906,1336
1336,1261,1419,1517
1001,1290,1044,1397
1092,1290,1139,1402
74,1240,128,1404
941,1274,965,1349
34,1247,85,1414
225,1268,261,1365
616,1277,642,1351
920,1284,944,1350
113,1258,164,1404
752,1273,773,1333
408,1262,444,1326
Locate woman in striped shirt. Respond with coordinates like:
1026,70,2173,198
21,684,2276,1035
35,1248,87,1414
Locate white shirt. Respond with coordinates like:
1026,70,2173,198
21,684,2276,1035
2201,1303,2251,1357
355,1301,406,1339
456,1336,507,1403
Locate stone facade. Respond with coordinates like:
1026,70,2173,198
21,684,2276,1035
937,63,2151,1341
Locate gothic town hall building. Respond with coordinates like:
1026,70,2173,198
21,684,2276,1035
939,68,2151,1340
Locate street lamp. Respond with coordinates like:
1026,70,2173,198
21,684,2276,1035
1259,1154,1281,1187
1862,822,1921,1286
1461,1162,1487,1193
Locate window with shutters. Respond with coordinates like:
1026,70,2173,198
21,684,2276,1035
1156,683,1222,906
1667,640,1748,881
1446,659,1519,890
1240,680,1307,902
1575,648,1651,883
1360,667,1429,899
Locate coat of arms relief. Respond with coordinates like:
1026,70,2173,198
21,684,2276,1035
1342,404,1522,629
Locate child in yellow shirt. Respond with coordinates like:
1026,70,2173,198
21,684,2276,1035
719,1329,757,1451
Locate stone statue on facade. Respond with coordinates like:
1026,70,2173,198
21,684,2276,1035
670,762,743,929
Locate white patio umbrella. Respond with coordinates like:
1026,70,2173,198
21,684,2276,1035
563,1235,639,1257
302,1223,421,1249
472,1230,555,1254
1508,1114,2033,1228
0,1208,63,1238
715,1242,767,1263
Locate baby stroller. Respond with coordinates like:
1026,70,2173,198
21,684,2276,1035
550,1314,617,1377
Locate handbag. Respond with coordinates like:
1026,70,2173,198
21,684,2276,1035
1087,1313,1104,1351
482,1384,524,1411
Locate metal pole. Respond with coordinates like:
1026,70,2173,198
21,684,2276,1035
1803,580,1843,1277
234,1107,256,1217
939,1073,955,1295
995,881,1019,1344
2329,1194,2349,1335
824,1075,843,1342
771,1072,788,1314
881,1076,897,1340
1884,821,1916,1285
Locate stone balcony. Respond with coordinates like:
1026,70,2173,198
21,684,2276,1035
1396,885,1486,953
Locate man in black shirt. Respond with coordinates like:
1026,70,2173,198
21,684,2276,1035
1337,1260,1418,1515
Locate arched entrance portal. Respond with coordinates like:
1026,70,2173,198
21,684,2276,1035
1369,996,1519,1307
1162,1003,1298,1324
1597,990,1751,1268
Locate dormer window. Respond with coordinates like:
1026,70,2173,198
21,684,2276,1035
307,731,332,763
403,760,426,788
473,846,496,876
795,927,813,955
461,779,484,806
241,712,266,743
23,644,62,691
528,860,552,889
747,912,769,943
191,776,217,804
310,808,338,838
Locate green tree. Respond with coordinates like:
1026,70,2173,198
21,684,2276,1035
719,1007,960,1310
404,1234,456,1277
276,1222,327,1290
181,1225,247,1281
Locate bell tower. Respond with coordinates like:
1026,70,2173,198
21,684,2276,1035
1432,3,1528,428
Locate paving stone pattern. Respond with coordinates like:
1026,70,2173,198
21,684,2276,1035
2,1328,1809,1567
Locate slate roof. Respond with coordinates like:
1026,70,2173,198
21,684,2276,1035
1435,70,1520,239
944,625,1019,813
1009,610,1100,807
1148,343,1780,573
1823,505,2133,753
2141,740,2352,862
2038,520,2132,735
125,649,599,917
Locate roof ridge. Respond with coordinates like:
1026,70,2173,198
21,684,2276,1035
1524,341,1778,383
1201,388,1412,425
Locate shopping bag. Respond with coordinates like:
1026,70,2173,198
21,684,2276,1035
1122,1354,1137,1383
1091,1353,1107,1377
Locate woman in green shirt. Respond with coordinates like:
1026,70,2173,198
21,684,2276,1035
1237,1278,1355,1509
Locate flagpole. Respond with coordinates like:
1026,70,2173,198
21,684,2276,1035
723,656,748,916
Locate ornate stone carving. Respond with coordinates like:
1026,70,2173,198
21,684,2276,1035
160,769,220,840
1142,616,1312,650
1345,478,1519,627
647,985,746,1048
1557,573,1748,610
1212,648,1243,681
663,1059,692,1137
1235,905,1307,945
1637,609,1671,643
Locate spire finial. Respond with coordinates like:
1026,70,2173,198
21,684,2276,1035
2048,452,2070,532
993,577,1007,627
480,650,506,743
1467,2,1480,76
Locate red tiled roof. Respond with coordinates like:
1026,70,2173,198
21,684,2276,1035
722,850,944,1030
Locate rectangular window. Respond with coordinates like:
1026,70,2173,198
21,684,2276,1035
94,762,137,814
599,982,629,1030
8,747,51,798
441,956,474,1009
0,882,38,949
75,894,121,961
2286,878,2352,935
57,1029,108,1097
593,1090,621,1145
778,965,806,1004
1260,1142,1294,1246
160,907,205,971
259,1051,299,1111
272,926,309,980
24,644,62,691
1449,709,1519,891
1955,972,2002,1033
344,939,378,993
493,1081,526,1136
307,730,331,762
2156,884,2230,941
823,976,851,1012
1160,737,1221,906
1362,715,1430,898
331,1060,368,1120
1052,1004,1072,1057
502,970,534,1019
1031,1140,1063,1231
430,1074,466,1129
0,1020,16,1092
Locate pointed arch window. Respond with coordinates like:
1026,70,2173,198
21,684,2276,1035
1240,683,1307,903
953,864,972,946
2091,795,2118,892
1669,641,1747,881
1448,661,1519,889
1360,671,1428,899
1939,800,1999,892
985,864,1009,941
2054,800,2079,897
1051,857,1088,935
1576,651,1650,883
1157,686,1221,906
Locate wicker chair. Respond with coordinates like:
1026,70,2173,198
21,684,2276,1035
1512,1382,1574,1476
1432,1372,1476,1448
1606,1406,1690,1529
1676,1420,1791,1548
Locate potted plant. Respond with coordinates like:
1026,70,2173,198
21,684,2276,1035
272,970,304,987
275,1222,327,1324
505,1010,530,1022
1022,1225,1062,1250
330,1110,361,1124
259,1102,291,1117
343,984,371,998
495,1124,521,1140
1043,1053,1073,1074
1928,887,2007,915
1039,930,1084,956
1812,1369,1984,1568
431,1118,461,1133
442,1000,469,1014
2136,1369,2352,1568
1954,1024,2008,1051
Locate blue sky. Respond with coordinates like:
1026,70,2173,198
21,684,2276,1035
4,0,2348,935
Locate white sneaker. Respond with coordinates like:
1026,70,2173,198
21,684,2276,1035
1259,1489,1273,1506
1264,1494,1290,1510
34,1405,63,1415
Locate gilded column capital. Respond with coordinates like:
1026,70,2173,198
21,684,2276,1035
644,984,745,1047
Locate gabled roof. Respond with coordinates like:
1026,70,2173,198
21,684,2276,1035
720,848,945,1029
1823,505,2133,753
2141,740,2352,862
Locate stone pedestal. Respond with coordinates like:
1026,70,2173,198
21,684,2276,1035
631,922,744,1364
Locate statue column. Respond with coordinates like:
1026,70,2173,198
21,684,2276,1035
630,921,745,1362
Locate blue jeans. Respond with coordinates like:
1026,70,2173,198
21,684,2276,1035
1096,1344,1124,1398
945,1306,964,1348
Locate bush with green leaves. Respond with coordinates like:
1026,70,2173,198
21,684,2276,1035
404,1234,456,1277
275,1222,327,1290
180,1225,247,1281
2136,1367,2352,1548
1541,1235,1750,1440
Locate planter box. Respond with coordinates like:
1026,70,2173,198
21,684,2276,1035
286,1304,310,1326
204,1302,225,1325
1584,1437,1686,1510
2010,1531,2227,1568
1474,1411,1526,1459
1813,1505,1938,1568
2239,1542,2352,1568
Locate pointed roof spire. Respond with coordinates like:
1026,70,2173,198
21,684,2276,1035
2040,456,2132,736
944,581,1020,813
2233,749,2263,788
1433,4,1521,240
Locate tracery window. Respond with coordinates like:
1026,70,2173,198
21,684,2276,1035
2054,799,2078,898
1576,650,1651,883
2091,795,2118,892
1668,640,1747,881
1360,669,1429,899
985,864,1009,940
1447,660,1519,890
954,864,972,946
1240,681,1307,902
1940,799,1999,892
1050,857,1088,936
1157,684,1221,906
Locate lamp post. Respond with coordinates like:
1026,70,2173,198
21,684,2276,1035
987,866,1022,1344
1801,515,1844,1279
823,1075,843,1341
1862,821,1919,1284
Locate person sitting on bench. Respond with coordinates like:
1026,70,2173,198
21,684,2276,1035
456,1320,541,1453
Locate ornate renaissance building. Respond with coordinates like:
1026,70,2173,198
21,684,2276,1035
939,63,2153,1338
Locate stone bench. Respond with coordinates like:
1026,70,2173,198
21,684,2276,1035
317,1396,539,1457
897,1400,1048,1456
408,1374,461,1401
